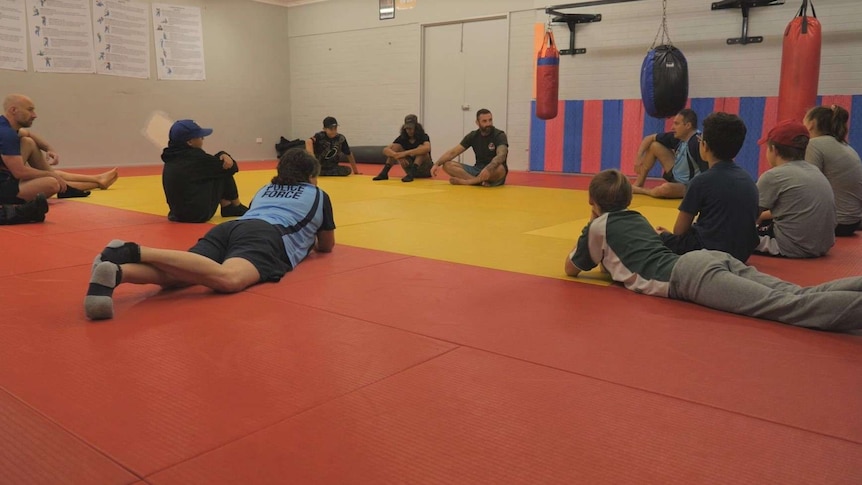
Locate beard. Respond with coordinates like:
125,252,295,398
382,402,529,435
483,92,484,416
480,125,493,135
18,118,33,128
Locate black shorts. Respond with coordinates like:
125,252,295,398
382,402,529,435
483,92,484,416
0,172,23,204
661,171,677,184
188,219,292,282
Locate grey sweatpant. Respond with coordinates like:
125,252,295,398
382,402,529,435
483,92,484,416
669,250,862,331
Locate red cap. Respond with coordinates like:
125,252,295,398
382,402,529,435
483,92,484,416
758,119,809,148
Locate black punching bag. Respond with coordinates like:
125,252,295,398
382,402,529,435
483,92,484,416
640,45,688,118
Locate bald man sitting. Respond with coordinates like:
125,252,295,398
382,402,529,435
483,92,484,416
0,94,118,204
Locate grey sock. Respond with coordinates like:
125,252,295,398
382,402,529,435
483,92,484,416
84,262,121,320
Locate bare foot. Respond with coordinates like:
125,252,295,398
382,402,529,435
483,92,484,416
97,168,119,190
631,185,649,195
450,177,482,186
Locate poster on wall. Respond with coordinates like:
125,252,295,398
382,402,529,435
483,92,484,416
92,0,150,79
26,0,95,73
152,3,205,81
0,0,28,71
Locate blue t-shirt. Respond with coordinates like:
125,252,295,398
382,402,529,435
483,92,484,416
243,182,336,268
655,131,706,185
0,116,21,163
679,160,759,262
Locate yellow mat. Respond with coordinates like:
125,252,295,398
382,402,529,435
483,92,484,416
74,171,681,284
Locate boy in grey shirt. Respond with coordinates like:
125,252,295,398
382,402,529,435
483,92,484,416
755,120,835,258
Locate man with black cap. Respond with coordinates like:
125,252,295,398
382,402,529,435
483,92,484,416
161,119,249,223
755,119,835,258
374,114,432,182
305,116,360,176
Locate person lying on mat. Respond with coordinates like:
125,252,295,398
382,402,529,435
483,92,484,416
803,104,862,237
431,108,508,187
0,94,118,203
373,114,433,183
162,119,249,222
632,109,706,199
565,168,862,332
655,112,759,263
85,149,335,320
754,120,835,258
305,116,360,176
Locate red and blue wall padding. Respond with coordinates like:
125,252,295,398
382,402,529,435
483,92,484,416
530,94,862,180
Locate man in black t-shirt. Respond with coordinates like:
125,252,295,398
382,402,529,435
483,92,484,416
305,116,360,176
373,114,432,183
432,109,508,187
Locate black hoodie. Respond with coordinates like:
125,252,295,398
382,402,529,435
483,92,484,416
161,143,238,222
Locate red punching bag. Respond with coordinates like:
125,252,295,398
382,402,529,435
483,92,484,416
536,28,559,120
776,0,821,123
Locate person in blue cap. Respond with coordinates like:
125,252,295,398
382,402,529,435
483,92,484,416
161,119,249,222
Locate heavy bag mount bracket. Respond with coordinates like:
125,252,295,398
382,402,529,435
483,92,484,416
545,0,646,56
711,0,785,45
546,9,601,56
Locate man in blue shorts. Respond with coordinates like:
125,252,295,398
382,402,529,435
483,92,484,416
85,149,336,320
432,108,508,187
632,109,706,199
0,93,118,203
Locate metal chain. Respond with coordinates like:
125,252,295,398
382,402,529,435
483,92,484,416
650,0,673,49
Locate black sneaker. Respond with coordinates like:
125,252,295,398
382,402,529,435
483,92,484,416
57,186,91,198
373,164,392,181
221,203,249,217
26,193,49,222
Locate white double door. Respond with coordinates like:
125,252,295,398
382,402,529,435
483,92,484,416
422,17,508,164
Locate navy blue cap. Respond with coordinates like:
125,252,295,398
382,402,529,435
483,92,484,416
169,119,213,143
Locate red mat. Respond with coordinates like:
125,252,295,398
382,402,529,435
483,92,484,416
0,388,135,484
0,265,455,476
262,256,862,443
1,177,860,483
148,348,862,485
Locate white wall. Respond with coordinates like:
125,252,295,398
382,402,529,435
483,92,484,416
289,23,421,147
287,0,536,169
287,0,532,36
0,0,291,168
6,0,858,170
538,0,862,99
288,0,862,171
